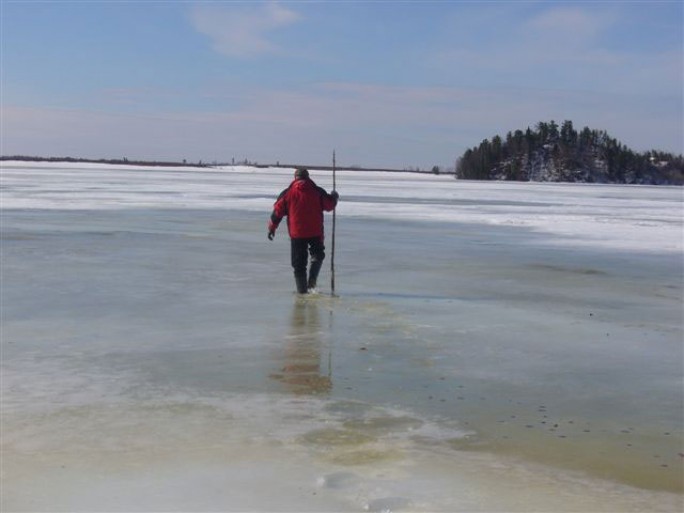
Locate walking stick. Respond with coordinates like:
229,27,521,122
331,150,336,296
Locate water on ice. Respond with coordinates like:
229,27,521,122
1,162,682,511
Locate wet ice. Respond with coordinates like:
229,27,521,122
1,162,682,511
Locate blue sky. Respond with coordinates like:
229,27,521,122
2,1,682,169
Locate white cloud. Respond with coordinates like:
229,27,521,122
190,1,301,58
525,6,607,41
430,4,679,98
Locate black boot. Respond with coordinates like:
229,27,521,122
308,259,323,291
294,272,308,294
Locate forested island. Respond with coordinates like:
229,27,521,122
456,120,683,185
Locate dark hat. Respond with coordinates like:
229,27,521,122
294,168,309,180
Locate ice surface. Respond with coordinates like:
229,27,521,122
1,162,682,511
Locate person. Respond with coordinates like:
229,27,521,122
268,168,338,294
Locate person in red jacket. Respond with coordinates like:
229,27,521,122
268,168,339,294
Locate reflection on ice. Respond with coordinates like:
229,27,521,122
270,299,332,395
1,162,682,511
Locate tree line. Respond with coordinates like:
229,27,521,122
456,120,683,184
0,155,211,168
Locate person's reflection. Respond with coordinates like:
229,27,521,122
270,300,332,395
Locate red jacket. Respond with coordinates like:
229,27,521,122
269,178,337,239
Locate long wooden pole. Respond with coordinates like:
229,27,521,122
331,150,336,296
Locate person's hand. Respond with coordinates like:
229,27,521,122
331,190,339,200
268,230,275,241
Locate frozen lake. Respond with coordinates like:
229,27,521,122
1,162,682,512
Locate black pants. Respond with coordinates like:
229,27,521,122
291,237,325,292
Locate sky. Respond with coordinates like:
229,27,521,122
1,0,682,170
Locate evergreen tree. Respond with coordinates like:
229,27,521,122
455,120,682,184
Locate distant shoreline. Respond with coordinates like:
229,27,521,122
0,156,449,175
0,155,211,169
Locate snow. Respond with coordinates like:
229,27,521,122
3,161,681,254
1,161,682,511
